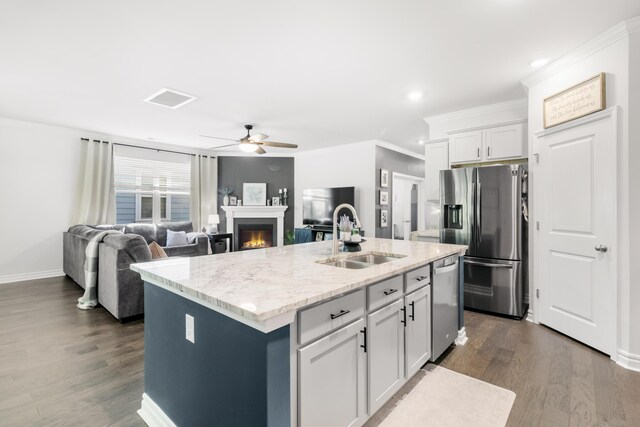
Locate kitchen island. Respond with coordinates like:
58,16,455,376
131,238,466,427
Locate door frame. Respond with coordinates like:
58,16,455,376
391,172,425,240
532,107,618,358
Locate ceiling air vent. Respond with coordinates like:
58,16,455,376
143,88,197,109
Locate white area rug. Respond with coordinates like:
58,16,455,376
365,364,516,427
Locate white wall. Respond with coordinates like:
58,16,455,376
424,98,528,140
0,117,85,283
294,141,376,234
523,17,640,367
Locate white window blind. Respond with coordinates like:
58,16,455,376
113,145,191,195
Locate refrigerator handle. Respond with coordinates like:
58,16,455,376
476,183,482,244
471,182,477,249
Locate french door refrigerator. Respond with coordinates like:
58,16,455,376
439,164,528,318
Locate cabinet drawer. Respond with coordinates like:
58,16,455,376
405,264,430,293
368,275,404,312
298,289,365,345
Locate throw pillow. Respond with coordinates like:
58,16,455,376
149,241,168,259
166,229,188,247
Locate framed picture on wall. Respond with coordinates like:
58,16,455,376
243,183,267,206
229,196,237,206
379,191,389,205
380,209,388,227
380,169,389,187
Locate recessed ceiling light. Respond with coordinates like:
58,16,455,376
408,91,423,101
530,58,549,68
417,140,426,145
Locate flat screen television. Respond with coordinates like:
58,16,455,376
302,187,355,226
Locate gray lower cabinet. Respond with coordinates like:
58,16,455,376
298,318,367,427
405,285,431,378
367,298,405,415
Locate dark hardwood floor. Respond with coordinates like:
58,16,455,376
1,276,639,426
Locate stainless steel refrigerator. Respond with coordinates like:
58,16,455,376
439,164,528,318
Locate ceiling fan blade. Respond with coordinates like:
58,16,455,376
260,141,298,149
249,133,268,142
199,135,240,142
255,146,267,155
208,143,240,150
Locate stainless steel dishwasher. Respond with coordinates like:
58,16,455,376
430,255,460,361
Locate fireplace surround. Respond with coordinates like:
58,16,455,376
221,205,288,249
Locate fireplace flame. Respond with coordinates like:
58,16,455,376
241,231,271,250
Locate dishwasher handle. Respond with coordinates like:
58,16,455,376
434,260,459,275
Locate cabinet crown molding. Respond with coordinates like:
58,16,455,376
446,118,527,136
520,16,640,89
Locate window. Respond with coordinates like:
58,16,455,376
114,146,191,224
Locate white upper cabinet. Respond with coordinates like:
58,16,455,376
425,141,449,201
449,131,482,164
484,123,526,161
448,122,527,165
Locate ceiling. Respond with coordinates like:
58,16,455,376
0,1,638,154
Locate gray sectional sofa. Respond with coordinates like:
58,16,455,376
63,221,208,321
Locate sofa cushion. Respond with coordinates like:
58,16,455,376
166,230,188,247
95,224,126,232
156,221,193,246
124,223,157,244
149,241,168,259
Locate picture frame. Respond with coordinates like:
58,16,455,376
380,169,389,188
272,197,280,206
380,209,388,227
315,231,324,242
543,73,606,129
243,183,267,206
229,196,237,206
379,191,389,205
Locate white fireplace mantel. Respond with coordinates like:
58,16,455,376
221,206,288,247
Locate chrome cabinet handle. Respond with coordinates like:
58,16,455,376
383,288,398,296
595,245,608,253
330,309,350,320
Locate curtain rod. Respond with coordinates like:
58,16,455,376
80,138,215,158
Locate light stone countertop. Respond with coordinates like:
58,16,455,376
131,238,466,325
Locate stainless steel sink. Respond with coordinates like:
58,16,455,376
318,252,406,269
324,259,372,269
348,254,404,265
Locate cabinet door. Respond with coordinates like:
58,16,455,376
484,123,526,160
405,286,431,378
367,299,405,415
449,131,482,164
425,141,449,201
299,319,367,427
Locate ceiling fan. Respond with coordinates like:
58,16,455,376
200,124,298,154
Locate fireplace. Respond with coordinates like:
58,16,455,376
234,218,277,251
238,225,273,251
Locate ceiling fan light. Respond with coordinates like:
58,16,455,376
239,142,259,152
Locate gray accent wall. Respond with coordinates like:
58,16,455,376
144,283,290,427
217,157,295,234
374,146,425,238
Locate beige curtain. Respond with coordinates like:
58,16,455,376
76,140,116,224
190,155,218,231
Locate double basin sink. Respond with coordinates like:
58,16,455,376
318,252,406,269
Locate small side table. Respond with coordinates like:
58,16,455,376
207,232,233,254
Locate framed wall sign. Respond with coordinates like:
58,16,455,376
380,169,389,188
380,209,388,227
543,73,606,128
243,183,267,205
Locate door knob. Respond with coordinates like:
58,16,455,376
595,244,608,253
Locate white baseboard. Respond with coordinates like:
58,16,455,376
455,327,468,346
525,309,535,323
0,269,65,285
616,349,640,372
138,393,176,427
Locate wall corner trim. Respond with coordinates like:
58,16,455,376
0,269,65,285
615,349,640,372
521,16,640,89
138,393,177,427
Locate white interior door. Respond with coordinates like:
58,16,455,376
537,110,616,356
392,174,424,240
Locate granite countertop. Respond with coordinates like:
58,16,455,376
131,238,466,325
